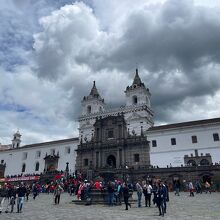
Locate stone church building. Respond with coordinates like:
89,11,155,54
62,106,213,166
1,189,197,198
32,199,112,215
79,69,153,145
76,115,150,173
76,69,152,175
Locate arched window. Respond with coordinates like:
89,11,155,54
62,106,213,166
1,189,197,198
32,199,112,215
187,160,196,166
99,106,102,112
132,95,138,105
87,105,91,114
35,162,40,171
22,163,26,172
200,159,210,166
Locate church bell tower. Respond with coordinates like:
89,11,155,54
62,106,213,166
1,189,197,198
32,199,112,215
12,130,21,148
81,81,105,116
125,68,151,107
80,81,105,143
124,69,153,135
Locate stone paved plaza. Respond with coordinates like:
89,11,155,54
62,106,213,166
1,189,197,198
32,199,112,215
1,192,220,220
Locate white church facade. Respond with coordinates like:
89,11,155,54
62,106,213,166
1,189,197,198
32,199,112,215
0,69,220,177
79,69,153,144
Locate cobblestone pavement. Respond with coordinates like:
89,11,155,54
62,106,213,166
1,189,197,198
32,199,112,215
0,192,220,220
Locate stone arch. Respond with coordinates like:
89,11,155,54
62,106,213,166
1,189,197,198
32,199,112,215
200,159,210,166
199,172,213,184
187,160,196,166
107,155,116,168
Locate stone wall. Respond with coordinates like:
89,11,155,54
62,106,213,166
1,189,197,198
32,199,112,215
92,165,220,191
133,165,220,191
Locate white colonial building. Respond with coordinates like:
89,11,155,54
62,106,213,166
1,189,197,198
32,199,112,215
148,118,220,167
0,69,220,177
0,132,78,176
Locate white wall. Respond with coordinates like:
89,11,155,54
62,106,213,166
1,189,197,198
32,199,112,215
147,124,220,167
0,139,79,176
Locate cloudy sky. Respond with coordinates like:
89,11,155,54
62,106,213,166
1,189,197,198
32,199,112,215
1,0,220,145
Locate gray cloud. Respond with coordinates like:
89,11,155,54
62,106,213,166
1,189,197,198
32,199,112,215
74,0,220,123
1,0,220,145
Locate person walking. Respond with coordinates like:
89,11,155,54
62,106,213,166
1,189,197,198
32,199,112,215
195,180,202,194
162,182,169,214
26,186,31,201
5,185,16,213
16,182,27,213
0,185,7,214
33,184,38,200
152,182,158,206
123,183,131,210
107,181,114,206
116,182,122,205
205,181,211,194
155,182,165,216
54,183,63,205
174,180,180,196
189,181,194,197
136,181,143,208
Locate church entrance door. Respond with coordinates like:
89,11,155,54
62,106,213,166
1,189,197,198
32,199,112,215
107,155,116,168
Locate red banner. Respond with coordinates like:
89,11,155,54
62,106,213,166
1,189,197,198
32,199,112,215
0,176,40,182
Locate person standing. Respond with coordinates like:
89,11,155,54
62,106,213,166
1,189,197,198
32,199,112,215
16,182,27,213
143,185,147,206
143,183,152,207
136,181,143,208
54,183,63,205
123,183,131,210
107,181,114,206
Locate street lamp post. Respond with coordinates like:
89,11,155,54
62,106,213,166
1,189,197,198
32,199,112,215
65,162,69,180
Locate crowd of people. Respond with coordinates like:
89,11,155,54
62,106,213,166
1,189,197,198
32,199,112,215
0,175,215,217
70,178,169,216
0,181,66,214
